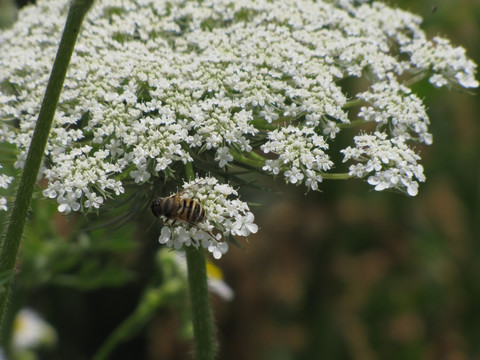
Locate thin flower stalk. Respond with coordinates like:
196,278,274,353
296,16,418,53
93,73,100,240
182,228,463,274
0,0,94,331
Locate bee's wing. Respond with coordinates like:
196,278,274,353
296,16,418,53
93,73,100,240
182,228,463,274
177,179,206,196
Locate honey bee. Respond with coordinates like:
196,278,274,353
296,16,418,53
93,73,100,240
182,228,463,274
151,183,206,226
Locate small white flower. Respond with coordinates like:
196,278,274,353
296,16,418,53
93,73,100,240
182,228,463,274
84,191,104,209
405,179,419,196
159,226,172,245
0,173,13,189
232,212,258,237
57,190,82,213
285,168,305,184
305,169,323,191
429,74,448,87
323,121,340,139
0,166,13,211
155,157,172,171
12,308,57,350
42,188,57,199
209,241,229,260
214,147,233,168
0,198,7,211
174,227,191,250
130,164,151,184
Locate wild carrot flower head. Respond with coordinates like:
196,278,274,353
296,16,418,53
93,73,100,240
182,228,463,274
0,0,477,254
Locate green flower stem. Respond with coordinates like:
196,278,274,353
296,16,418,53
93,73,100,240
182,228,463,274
321,172,352,180
92,279,184,360
0,0,94,331
183,163,216,359
245,150,267,164
343,98,365,108
185,162,196,181
251,119,277,130
404,72,428,87
185,246,216,360
230,150,265,169
229,150,351,181
337,119,372,129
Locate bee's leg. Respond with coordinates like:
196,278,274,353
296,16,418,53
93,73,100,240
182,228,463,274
201,228,221,243
207,230,220,243
186,222,219,245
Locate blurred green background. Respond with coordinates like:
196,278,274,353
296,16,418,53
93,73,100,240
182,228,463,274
1,0,479,359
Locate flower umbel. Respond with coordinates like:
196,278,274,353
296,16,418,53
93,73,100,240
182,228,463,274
0,0,478,213
341,132,426,196
154,177,258,259
261,126,333,191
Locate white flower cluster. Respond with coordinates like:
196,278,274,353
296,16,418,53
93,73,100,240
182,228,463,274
157,177,258,259
261,126,333,191
0,0,478,212
357,76,432,145
404,37,479,89
341,132,426,196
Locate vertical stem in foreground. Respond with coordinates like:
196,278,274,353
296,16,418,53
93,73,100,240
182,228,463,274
0,0,94,336
184,163,216,359
185,246,216,360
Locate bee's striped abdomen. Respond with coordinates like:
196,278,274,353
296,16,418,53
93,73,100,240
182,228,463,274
178,199,205,223
191,201,205,223
151,190,206,225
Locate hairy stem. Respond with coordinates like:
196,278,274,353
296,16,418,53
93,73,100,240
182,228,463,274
184,163,216,359
0,0,94,340
185,246,216,360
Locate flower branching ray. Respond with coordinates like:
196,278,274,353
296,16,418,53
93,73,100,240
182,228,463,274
0,0,478,255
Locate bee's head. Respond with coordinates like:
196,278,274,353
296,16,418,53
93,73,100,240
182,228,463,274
150,197,164,217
